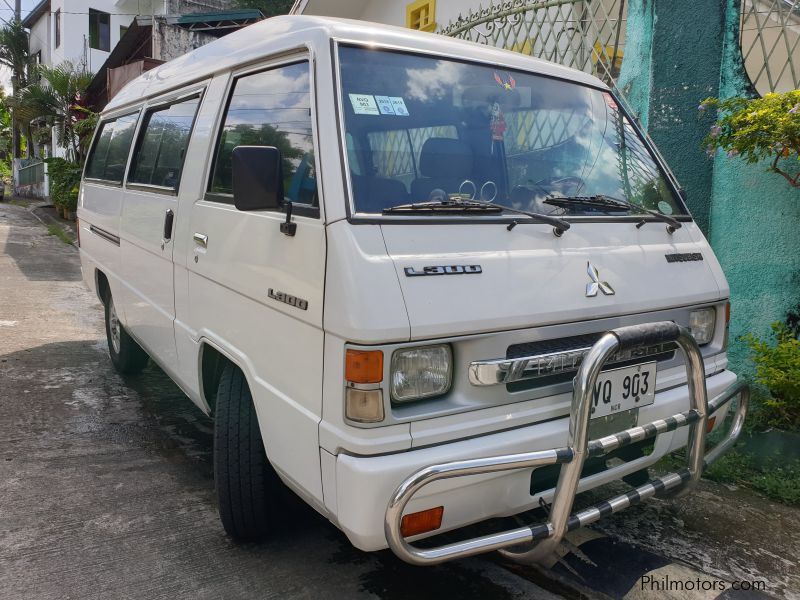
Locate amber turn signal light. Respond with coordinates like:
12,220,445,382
345,349,383,383
706,415,717,433
400,506,444,537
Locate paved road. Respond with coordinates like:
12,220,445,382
1,202,797,600
0,204,558,600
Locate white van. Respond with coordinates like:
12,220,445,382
78,16,748,565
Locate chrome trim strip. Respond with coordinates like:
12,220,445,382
468,341,675,386
89,224,120,246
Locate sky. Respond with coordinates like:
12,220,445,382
1,0,51,93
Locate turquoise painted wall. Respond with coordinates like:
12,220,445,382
616,0,654,129
708,0,800,372
646,0,726,233
623,0,800,373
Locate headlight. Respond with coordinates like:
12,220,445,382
390,344,452,402
689,308,716,345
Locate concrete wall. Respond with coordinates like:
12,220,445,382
708,0,800,371
152,20,218,63
645,0,726,233
620,0,800,372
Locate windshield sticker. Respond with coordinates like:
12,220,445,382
349,93,380,115
374,96,396,115
494,72,516,91
388,96,409,116
658,200,674,215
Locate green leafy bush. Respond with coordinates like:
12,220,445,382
700,90,800,187
743,322,800,430
44,156,81,212
703,451,800,506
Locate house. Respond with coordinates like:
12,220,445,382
24,0,139,72
16,0,251,196
85,9,264,110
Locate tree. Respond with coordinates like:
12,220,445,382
10,61,96,163
701,90,800,188
0,19,32,158
0,90,13,181
231,0,294,18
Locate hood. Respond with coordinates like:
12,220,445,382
379,221,724,340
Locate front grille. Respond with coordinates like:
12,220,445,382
505,332,675,393
507,332,606,359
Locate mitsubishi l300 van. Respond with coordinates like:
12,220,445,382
78,15,748,565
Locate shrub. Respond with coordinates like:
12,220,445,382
700,90,800,187
44,156,81,213
743,322,800,430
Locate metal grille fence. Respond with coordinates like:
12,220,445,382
740,0,800,94
17,161,44,186
439,0,627,87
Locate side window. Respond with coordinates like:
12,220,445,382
84,113,139,184
209,61,317,207
128,96,200,191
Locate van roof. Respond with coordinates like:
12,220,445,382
105,15,608,113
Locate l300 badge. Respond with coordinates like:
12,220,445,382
268,288,308,310
404,265,482,277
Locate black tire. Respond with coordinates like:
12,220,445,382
104,293,149,375
214,364,281,541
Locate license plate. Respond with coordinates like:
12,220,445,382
589,362,656,420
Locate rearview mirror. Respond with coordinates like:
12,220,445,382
232,145,283,211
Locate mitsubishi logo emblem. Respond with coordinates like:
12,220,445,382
585,262,615,297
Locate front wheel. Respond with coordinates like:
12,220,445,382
104,294,149,375
214,365,282,541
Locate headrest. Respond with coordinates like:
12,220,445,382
418,138,473,179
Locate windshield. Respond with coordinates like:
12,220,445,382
338,46,687,218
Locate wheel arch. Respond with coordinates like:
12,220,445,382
95,268,110,304
198,339,252,416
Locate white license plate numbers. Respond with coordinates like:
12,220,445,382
590,362,656,419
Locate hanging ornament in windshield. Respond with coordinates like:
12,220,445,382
490,102,507,142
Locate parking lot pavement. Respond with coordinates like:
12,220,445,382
1,202,797,600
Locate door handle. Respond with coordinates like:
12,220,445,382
163,209,175,242
193,232,208,248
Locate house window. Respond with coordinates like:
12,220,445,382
54,9,61,48
406,0,436,32
89,9,111,52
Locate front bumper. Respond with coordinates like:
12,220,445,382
331,368,740,553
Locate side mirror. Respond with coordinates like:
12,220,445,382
232,145,283,211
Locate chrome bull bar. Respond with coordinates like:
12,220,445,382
384,322,749,566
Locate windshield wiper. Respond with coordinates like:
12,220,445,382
383,200,503,214
384,199,570,236
544,194,682,233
